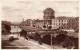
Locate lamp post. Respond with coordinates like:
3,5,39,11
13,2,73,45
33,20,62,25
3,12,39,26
51,34,52,46
48,26,52,46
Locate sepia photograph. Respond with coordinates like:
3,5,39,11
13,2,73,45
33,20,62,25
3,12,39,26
1,0,79,49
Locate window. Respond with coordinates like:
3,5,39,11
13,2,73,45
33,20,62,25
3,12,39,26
67,26,69,29
59,23,60,25
38,25,39,28
59,20,60,22
54,23,55,25
63,27,64,29
54,20,55,22
62,23,64,25
50,18,52,19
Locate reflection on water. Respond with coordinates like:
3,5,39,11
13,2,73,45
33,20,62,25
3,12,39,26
11,26,21,32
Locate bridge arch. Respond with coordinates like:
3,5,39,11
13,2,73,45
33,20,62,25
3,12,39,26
41,34,51,45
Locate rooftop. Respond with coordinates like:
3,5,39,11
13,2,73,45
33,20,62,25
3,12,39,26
44,8,54,12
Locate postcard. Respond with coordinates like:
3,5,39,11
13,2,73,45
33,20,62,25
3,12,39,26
1,0,79,50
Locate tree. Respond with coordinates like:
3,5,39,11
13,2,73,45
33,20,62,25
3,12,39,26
4,24,11,32
20,29,27,38
62,37,73,49
34,32,41,41
2,21,11,34
48,26,52,30
43,25,46,28
55,34,67,43
41,35,51,45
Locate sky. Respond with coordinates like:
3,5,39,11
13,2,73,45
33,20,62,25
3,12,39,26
2,0,79,23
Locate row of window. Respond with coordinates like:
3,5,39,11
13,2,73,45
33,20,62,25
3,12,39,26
44,13,54,16
52,26,75,29
52,20,67,22
52,23,77,26
60,26,75,29
52,23,66,25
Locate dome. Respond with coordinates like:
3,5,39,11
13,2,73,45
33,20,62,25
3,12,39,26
44,8,54,12
43,8,55,20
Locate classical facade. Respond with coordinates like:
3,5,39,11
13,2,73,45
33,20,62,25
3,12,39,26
29,8,55,29
32,19,52,29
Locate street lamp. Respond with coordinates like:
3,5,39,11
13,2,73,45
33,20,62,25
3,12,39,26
51,34,53,46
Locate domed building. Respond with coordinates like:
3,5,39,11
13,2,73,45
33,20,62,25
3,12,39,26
43,8,55,20
23,8,78,31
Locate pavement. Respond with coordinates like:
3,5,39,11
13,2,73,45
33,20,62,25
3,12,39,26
19,37,53,49
2,35,52,49
2,34,64,49
19,37,64,49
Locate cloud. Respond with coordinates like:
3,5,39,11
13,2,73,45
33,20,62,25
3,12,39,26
2,0,79,23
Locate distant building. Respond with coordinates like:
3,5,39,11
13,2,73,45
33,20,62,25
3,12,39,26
21,8,79,32
52,17,79,31
22,8,54,29
61,17,79,31
21,19,32,26
32,8,55,29
52,17,68,29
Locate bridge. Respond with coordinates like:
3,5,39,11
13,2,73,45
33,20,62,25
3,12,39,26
17,26,68,39
11,25,77,48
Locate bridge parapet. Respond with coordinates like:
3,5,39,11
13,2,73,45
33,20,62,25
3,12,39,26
39,31,60,38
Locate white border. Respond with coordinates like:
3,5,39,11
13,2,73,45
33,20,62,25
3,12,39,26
0,0,79,50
